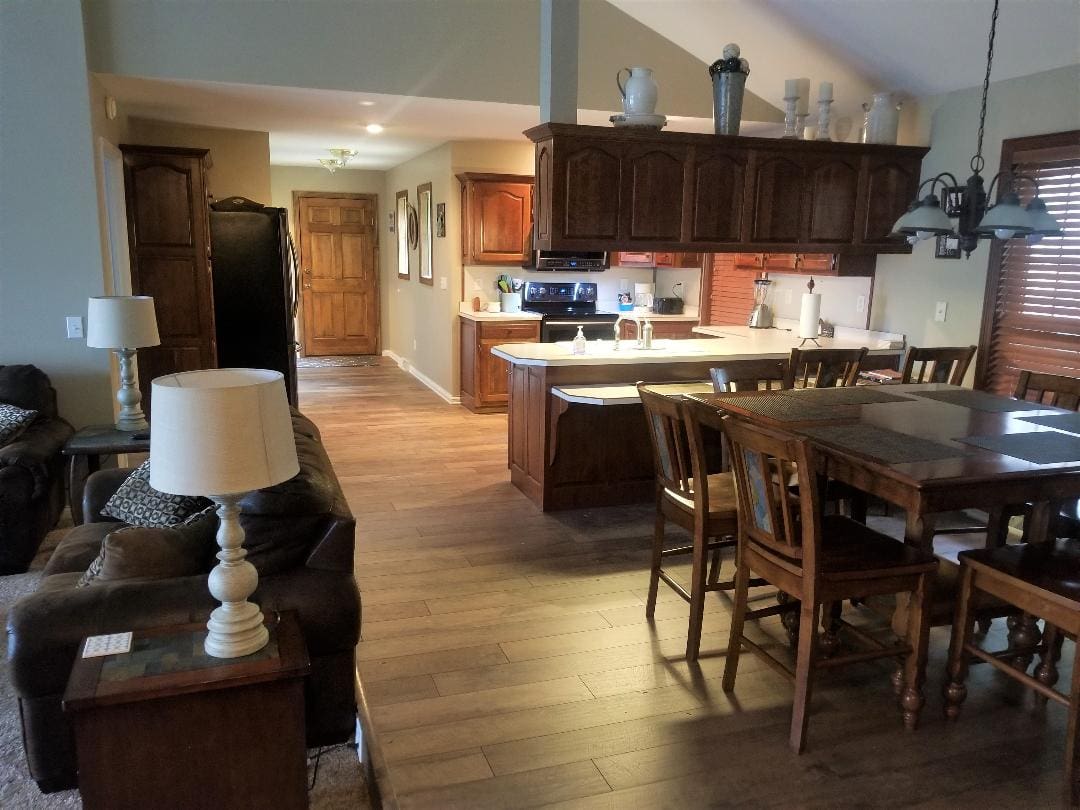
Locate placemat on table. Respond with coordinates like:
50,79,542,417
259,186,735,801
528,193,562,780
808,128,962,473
1019,412,1080,435
712,393,857,422
912,389,1045,412
802,424,970,464
959,431,1080,465
781,387,914,406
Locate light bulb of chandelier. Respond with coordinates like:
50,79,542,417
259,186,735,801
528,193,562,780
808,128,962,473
915,230,936,241
993,228,1018,240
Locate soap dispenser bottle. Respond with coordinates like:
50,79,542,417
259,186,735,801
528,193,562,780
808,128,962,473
572,325,587,355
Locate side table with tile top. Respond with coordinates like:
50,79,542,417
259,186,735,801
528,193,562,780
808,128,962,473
62,425,150,524
63,611,310,810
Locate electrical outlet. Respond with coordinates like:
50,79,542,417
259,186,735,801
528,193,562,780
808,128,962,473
413,339,417,351
439,276,448,290
856,295,866,314
934,301,948,323
65,316,84,339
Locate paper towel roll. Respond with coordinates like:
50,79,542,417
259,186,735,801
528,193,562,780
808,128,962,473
799,293,821,338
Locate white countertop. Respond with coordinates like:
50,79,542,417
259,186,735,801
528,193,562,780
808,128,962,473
491,329,903,367
459,305,542,322
617,312,699,322
694,319,904,349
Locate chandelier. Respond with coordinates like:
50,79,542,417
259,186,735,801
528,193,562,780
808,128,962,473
890,0,1064,256
319,148,357,173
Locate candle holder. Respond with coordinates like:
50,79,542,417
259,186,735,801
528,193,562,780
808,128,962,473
782,96,800,139
816,99,833,140
796,113,809,140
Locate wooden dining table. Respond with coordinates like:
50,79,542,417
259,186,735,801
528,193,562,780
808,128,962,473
686,382,1080,641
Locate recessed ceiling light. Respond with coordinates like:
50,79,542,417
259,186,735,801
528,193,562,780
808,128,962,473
359,100,376,107
365,124,384,134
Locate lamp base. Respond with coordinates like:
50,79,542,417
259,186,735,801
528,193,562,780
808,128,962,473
204,494,269,659
114,348,149,434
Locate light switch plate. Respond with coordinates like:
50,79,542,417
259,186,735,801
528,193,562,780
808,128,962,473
934,301,948,322
65,316,84,339
856,295,866,314
439,276,448,290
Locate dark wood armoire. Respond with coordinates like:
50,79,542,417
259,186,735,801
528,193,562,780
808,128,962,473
120,145,218,413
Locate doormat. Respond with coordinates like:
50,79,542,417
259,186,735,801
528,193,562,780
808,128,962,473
298,356,381,368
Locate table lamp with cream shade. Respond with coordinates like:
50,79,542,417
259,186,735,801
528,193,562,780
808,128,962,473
86,296,160,432
150,369,299,658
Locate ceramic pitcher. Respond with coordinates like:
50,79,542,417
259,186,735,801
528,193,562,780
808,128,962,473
864,92,902,145
616,67,658,116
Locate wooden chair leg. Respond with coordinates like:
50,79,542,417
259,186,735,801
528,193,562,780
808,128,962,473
789,600,821,754
901,572,932,731
819,601,841,658
722,553,751,692
945,564,977,720
646,496,664,619
1035,624,1065,706
1065,638,1080,808
707,545,722,587
685,521,709,662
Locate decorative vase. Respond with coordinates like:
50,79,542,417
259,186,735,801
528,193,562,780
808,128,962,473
864,92,902,144
616,67,658,116
709,43,749,136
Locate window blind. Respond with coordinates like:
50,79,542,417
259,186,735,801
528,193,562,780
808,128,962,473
703,254,756,325
982,140,1080,395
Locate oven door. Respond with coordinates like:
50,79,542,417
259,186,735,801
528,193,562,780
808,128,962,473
542,320,616,343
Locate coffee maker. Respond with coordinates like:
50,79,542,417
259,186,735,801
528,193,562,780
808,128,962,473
748,275,774,329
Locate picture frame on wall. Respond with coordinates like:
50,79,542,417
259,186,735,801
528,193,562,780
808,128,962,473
417,182,434,285
436,202,446,237
396,190,410,279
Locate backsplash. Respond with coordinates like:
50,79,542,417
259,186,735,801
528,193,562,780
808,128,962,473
768,274,872,329
464,265,656,312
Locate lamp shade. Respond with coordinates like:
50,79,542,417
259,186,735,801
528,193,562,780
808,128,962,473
1025,197,1065,237
890,195,955,237
149,369,299,497
86,296,160,349
974,192,1035,237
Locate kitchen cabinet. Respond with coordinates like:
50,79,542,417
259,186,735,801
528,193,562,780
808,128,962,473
619,320,699,340
460,317,541,412
458,173,533,265
732,252,874,277
525,123,927,255
613,252,702,268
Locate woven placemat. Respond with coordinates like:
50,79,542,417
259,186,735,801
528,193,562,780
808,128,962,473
912,389,1045,412
959,432,1080,465
1019,412,1080,435
802,424,970,464
781,387,914,406
714,393,856,422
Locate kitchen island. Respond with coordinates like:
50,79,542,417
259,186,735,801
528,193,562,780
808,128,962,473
493,327,904,510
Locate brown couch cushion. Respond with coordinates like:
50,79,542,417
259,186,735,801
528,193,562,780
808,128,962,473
78,509,217,586
43,522,122,576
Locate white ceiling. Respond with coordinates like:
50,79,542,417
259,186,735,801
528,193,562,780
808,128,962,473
98,74,778,169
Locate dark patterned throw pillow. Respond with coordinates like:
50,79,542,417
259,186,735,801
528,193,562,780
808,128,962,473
0,403,37,445
101,460,211,528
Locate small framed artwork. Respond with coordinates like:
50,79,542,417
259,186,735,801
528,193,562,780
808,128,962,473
935,234,962,260
435,202,446,237
396,190,410,279
417,182,434,286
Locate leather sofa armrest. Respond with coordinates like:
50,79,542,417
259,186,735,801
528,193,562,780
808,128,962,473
83,468,133,523
0,418,74,499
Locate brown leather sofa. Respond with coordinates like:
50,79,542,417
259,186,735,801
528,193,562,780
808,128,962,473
7,410,360,793
0,365,73,574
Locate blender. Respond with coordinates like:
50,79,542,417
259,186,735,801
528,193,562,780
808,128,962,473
748,274,774,328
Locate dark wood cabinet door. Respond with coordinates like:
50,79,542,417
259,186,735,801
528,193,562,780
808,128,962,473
558,139,622,242
121,146,216,414
460,175,533,265
533,140,552,247
750,153,807,243
688,148,747,244
621,144,686,243
861,156,921,244
805,155,860,244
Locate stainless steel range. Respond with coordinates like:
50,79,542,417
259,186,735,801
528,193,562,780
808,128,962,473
522,282,619,343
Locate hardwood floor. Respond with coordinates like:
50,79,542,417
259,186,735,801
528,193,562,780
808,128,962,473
300,361,1068,809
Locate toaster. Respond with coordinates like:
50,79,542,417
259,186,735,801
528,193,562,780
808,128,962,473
652,297,684,315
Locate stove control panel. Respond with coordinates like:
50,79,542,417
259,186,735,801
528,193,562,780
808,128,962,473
523,282,597,303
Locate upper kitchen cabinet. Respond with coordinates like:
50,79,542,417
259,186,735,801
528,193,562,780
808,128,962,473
458,173,533,265
524,123,928,255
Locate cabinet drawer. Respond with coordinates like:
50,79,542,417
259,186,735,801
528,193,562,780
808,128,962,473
479,322,540,340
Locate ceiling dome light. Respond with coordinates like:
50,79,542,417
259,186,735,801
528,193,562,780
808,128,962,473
890,194,955,238
974,191,1035,238
359,100,376,107
365,124,384,134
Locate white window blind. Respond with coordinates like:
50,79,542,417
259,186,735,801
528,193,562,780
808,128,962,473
982,138,1080,395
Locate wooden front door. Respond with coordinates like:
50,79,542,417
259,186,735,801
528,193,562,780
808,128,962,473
297,194,379,355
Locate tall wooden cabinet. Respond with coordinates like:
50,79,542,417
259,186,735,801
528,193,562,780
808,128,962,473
458,173,534,265
121,145,217,413
460,317,540,412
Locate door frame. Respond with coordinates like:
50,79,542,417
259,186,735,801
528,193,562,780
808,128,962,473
292,190,381,356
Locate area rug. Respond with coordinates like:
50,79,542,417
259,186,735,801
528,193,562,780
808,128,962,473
298,356,381,368
0,515,369,809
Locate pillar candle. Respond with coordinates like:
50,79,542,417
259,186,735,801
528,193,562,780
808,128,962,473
819,81,833,102
796,78,811,114
803,125,818,141
799,293,821,339
785,78,799,98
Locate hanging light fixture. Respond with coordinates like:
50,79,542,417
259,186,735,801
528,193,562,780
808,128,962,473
891,0,1063,257
318,148,357,173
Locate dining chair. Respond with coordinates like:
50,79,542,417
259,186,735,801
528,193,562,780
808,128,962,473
900,345,977,385
709,408,937,753
784,347,868,389
710,358,788,394
1014,370,1080,411
638,383,739,661
946,540,1080,807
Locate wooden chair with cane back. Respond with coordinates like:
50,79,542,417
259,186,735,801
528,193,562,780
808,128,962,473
784,347,868,390
946,539,1080,807
706,408,938,753
900,345,977,385
637,383,739,662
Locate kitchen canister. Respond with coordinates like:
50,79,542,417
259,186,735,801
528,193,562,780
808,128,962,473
500,292,522,314
862,92,902,145
709,43,749,136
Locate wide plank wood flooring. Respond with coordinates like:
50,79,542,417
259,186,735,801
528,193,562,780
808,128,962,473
300,361,1068,809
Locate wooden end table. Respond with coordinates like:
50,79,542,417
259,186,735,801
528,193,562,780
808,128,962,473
62,425,150,524
63,611,311,810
